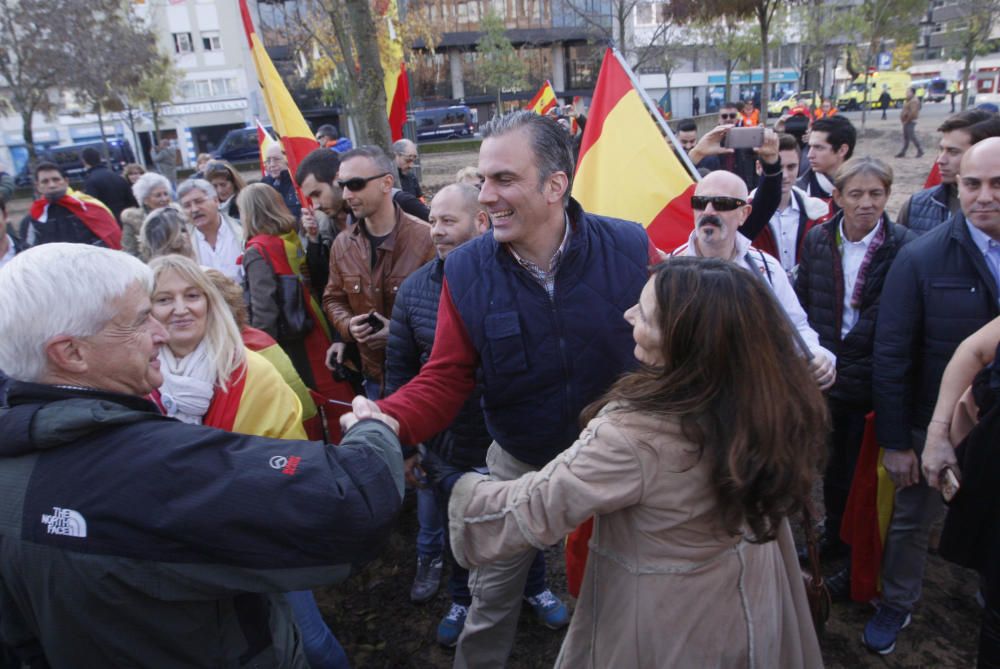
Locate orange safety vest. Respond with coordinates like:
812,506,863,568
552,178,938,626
740,108,760,127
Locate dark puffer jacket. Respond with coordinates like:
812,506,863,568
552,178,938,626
385,257,491,470
795,213,914,408
873,214,1000,450
263,170,302,220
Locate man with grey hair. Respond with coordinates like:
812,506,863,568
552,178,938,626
371,111,660,666
177,178,243,281
322,145,434,400
392,138,423,200
0,243,404,667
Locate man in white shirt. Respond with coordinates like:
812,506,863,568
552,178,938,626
673,169,836,389
752,133,831,276
177,179,244,282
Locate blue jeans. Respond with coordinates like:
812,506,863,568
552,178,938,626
285,591,350,669
417,485,444,558
436,471,546,606
363,377,381,401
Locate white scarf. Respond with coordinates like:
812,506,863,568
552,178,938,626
158,340,216,425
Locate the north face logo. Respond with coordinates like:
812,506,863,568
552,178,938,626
41,507,87,538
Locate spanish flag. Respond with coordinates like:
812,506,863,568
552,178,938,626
29,188,121,250
572,48,695,251
528,80,558,116
239,0,318,188
378,0,410,141
840,412,896,602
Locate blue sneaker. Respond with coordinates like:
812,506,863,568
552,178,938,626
524,589,569,630
436,602,468,648
862,604,912,654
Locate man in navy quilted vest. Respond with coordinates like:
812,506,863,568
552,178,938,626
376,111,660,667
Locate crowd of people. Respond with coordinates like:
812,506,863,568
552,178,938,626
0,101,999,669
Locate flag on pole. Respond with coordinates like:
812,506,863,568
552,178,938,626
239,0,318,193
255,119,279,177
572,48,695,251
377,0,410,141
527,80,558,116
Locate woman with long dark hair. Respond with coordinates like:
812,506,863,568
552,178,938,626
448,257,829,667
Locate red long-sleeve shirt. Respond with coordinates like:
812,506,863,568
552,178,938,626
378,238,663,446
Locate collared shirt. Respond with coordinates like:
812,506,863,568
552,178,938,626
966,218,1000,303
839,219,882,338
193,217,242,282
508,215,571,298
769,194,801,273
0,234,15,270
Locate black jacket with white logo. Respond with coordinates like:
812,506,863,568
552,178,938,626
0,382,403,668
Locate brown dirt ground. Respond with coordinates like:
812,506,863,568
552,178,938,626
313,110,983,669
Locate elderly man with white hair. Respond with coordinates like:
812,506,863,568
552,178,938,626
0,243,404,667
177,178,244,281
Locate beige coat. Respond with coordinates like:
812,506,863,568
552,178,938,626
449,406,823,668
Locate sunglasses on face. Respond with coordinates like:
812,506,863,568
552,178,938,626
720,112,738,120
337,173,389,192
690,195,747,211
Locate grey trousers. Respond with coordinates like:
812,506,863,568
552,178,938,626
454,443,541,669
879,428,944,612
900,121,923,156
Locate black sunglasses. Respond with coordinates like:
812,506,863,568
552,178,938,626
690,195,747,211
337,173,389,191
719,112,739,120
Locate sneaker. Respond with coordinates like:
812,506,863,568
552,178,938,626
524,589,569,630
862,604,912,654
436,602,468,648
410,555,443,603
826,567,851,602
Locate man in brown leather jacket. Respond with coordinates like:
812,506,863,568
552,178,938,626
321,145,434,398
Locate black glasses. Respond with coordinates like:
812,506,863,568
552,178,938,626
337,173,389,191
690,195,747,211
719,112,738,120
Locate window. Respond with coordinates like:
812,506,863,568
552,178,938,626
202,31,221,51
635,2,668,26
180,77,237,99
173,32,194,54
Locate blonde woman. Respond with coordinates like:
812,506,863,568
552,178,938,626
238,183,353,409
147,254,349,668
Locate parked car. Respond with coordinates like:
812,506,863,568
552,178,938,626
213,126,276,163
14,139,136,187
413,106,476,142
767,90,821,117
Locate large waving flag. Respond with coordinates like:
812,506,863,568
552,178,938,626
377,0,409,141
528,80,558,115
239,0,318,191
572,48,696,251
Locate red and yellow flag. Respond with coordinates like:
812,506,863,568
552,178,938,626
572,48,694,251
528,80,558,116
377,0,410,141
840,412,895,602
239,0,318,191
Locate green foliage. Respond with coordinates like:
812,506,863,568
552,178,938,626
476,12,528,109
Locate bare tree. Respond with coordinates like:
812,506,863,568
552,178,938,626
0,0,89,158
669,0,800,125
73,2,159,160
945,0,1000,111
558,0,672,69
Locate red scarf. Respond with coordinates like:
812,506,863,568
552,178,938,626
29,188,121,250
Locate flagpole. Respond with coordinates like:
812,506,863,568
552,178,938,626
609,47,701,183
